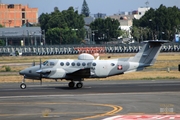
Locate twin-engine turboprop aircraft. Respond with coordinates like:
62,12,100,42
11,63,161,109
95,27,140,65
19,40,169,89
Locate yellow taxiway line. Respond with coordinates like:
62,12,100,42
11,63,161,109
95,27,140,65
0,102,123,120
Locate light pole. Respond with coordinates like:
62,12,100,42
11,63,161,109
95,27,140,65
161,32,165,40
92,30,98,44
42,30,45,45
34,32,36,46
26,30,30,46
92,32,95,44
29,32,35,46
72,29,78,44
106,29,109,44
149,19,153,40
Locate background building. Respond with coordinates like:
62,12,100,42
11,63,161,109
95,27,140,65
0,3,38,27
0,27,42,46
108,7,150,39
94,13,106,19
133,7,150,19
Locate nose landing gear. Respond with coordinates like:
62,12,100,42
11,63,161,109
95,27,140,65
20,83,26,89
20,76,26,89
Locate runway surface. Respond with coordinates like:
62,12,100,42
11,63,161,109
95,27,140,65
0,80,180,120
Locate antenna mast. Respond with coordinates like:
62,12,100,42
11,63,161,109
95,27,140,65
145,0,149,7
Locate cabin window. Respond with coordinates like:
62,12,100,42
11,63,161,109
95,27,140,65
60,62,64,66
66,62,70,66
87,62,92,66
111,63,115,66
92,62,96,66
82,62,86,66
71,62,75,66
77,62,81,66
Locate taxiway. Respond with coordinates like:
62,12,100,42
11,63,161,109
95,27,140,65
0,80,180,120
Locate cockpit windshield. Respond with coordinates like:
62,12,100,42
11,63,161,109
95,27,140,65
43,60,56,66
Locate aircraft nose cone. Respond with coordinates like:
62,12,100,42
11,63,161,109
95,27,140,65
19,70,25,75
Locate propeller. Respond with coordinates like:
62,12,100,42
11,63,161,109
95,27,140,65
39,58,42,85
32,61,35,83
32,60,35,66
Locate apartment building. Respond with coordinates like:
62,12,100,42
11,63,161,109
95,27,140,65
0,3,38,27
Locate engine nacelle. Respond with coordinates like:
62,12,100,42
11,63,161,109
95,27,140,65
48,68,66,79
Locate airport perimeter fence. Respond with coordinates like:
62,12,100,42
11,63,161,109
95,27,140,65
0,42,180,56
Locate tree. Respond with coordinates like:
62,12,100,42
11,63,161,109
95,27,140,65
132,4,180,41
81,0,90,17
131,26,140,42
0,24,3,28
0,39,4,46
90,17,121,44
39,13,51,31
39,6,85,45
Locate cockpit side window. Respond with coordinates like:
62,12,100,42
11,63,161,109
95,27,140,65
50,62,55,66
43,61,48,66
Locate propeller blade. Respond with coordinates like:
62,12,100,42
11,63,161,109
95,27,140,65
32,61,35,66
40,58,42,69
39,58,42,83
40,79,42,85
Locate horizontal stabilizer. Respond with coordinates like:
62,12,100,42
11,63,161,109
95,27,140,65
143,40,169,44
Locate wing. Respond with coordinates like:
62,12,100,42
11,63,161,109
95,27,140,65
66,68,91,77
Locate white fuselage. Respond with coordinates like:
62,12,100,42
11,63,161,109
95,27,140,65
42,59,133,79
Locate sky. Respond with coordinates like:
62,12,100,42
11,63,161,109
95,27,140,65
2,0,180,16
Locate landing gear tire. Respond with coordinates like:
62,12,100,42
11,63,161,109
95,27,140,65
20,83,26,89
76,82,83,88
68,81,75,88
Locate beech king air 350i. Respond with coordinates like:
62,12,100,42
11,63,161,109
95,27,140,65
19,40,169,89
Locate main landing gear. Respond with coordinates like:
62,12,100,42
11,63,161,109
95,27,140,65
68,81,83,88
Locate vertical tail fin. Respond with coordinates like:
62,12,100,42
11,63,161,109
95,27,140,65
130,40,169,66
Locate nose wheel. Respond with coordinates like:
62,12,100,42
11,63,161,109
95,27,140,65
20,83,26,89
